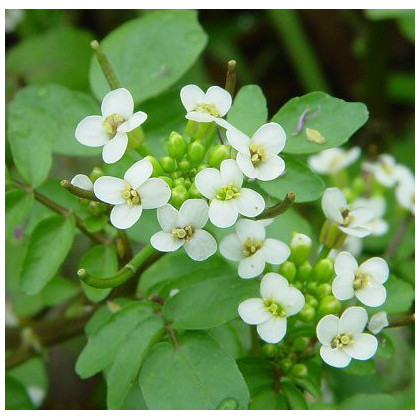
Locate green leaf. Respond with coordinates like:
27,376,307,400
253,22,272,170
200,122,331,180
237,357,275,397
76,301,155,379
106,315,165,409
165,276,259,330
272,92,369,154
258,156,325,203
139,331,250,409
5,375,35,410
344,359,377,376
381,275,414,315
339,393,400,410
20,215,75,295
89,10,207,104
40,276,79,306
249,389,288,410
5,190,34,237
281,380,308,409
227,85,268,136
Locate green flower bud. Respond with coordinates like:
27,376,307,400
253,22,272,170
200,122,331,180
159,156,177,173
298,304,315,322
184,178,192,189
312,258,334,283
187,140,206,164
171,171,181,180
168,131,187,160
197,163,209,172
178,158,191,173
293,337,310,352
145,155,164,176
173,177,186,187
188,182,202,199
127,126,145,150
186,120,216,141
318,296,341,317
279,261,297,283
319,220,347,250
159,176,173,188
294,281,303,290
305,294,318,308
208,145,232,169
316,283,332,299
89,167,104,182
290,233,312,266
170,184,189,208
297,261,312,282
279,358,293,372
306,282,318,295
290,363,308,378
262,343,278,358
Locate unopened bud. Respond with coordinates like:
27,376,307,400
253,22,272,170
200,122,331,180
187,140,206,164
290,233,312,265
159,176,173,188
279,359,293,372
159,156,177,173
89,167,104,182
170,184,189,208
298,304,315,322
312,258,334,283
145,155,164,176
319,220,347,250
279,261,296,282
168,131,187,159
208,145,232,168
178,158,191,173
316,283,332,299
297,261,312,282
318,296,341,317
173,177,186,187
262,343,278,358
293,337,310,352
305,294,318,308
290,363,308,378
186,120,216,141
188,182,202,199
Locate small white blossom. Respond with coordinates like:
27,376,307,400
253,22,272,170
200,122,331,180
180,84,232,129
332,251,389,307
150,199,217,261
308,147,361,175
220,219,290,279
322,188,375,238
394,166,415,215
368,311,389,335
195,159,265,228
238,273,305,343
94,159,170,229
351,196,388,236
316,306,378,368
71,174,93,191
362,154,399,187
75,88,147,164
226,123,286,181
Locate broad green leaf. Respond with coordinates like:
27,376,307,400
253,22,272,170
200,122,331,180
76,301,154,378
281,380,308,409
249,389,288,410
272,92,368,154
258,156,325,203
339,393,400,410
40,276,79,306
165,276,259,330
20,215,75,295
89,10,208,104
237,357,274,397
227,85,268,136
5,375,35,410
139,331,250,409
107,315,165,409
381,275,414,315
5,190,34,237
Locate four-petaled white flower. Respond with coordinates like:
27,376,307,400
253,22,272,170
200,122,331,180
195,159,265,228
150,199,217,261
238,273,305,343
332,251,389,307
322,187,374,238
220,219,290,279
308,147,361,175
368,311,389,335
71,174,93,191
226,123,286,181
93,159,170,229
362,154,399,187
351,196,388,236
395,166,415,215
316,306,378,368
75,88,147,164
180,84,232,129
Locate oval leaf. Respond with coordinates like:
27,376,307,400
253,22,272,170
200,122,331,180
5,190,34,237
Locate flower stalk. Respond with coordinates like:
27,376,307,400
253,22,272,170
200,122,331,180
60,179,103,203
90,39,121,90
256,192,295,220
225,59,237,97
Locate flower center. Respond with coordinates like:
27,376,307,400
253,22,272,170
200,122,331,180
381,161,394,175
216,184,240,201
103,113,125,135
171,226,194,240
242,238,263,257
341,208,352,227
331,333,353,349
353,270,370,290
195,103,220,117
121,185,141,206
249,143,267,167
264,299,286,318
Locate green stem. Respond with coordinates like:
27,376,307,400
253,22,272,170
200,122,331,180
256,192,295,220
384,213,413,259
60,179,103,203
318,246,331,260
91,40,121,90
225,59,237,97
386,313,415,329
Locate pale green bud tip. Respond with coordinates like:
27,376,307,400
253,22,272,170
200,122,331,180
60,179,70,188
90,40,99,50
291,232,312,249
77,268,87,278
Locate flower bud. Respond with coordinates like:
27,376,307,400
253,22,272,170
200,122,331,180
127,126,145,150
279,261,296,283
197,163,209,172
145,155,164,176
188,182,202,199
305,294,318,308
306,282,318,295
89,167,104,182
208,145,232,169
187,140,206,164
290,363,308,378
262,343,278,358
279,358,293,372
170,170,181,180
318,296,341,317
316,283,332,299
168,131,187,160
173,177,185,187
319,220,347,250
293,337,310,352
178,158,191,173
159,156,176,173
297,261,312,282
298,304,315,322
186,120,216,141
159,176,173,188
170,184,189,208
290,233,312,266
311,258,334,283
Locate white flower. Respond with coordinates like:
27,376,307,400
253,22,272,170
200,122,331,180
395,166,415,214
238,273,305,343
75,88,147,164
351,196,388,236
368,311,389,335
220,219,290,279
195,159,265,228
5,9,25,33
93,159,170,229
342,236,363,257
180,84,232,129
322,187,374,238
226,123,286,181
362,154,399,187
150,199,217,261
316,306,378,368
332,251,389,307
71,174,93,191
308,147,361,175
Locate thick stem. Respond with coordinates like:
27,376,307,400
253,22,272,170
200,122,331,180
386,313,415,329
60,179,103,203
225,60,237,97
90,40,121,90
384,213,413,259
256,192,295,220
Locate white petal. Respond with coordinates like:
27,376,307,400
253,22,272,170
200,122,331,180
71,174,93,191
257,317,287,343
320,346,351,368
208,199,238,228
281,287,305,316
186,111,215,123
260,273,289,300
213,117,235,130
235,219,266,242
137,178,171,209
117,111,147,132
368,311,389,335
355,282,387,307
226,128,251,155
316,315,340,345
238,298,271,325
261,239,290,265
322,188,347,224
93,176,126,205
124,159,153,190
236,188,265,217
332,274,355,301
238,252,266,279
220,159,243,188
367,218,389,236
339,226,372,238
184,229,217,261
204,86,232,117
236,153,258,179
179,199,209,228
349,208,375,227
343,333,378,360
194,168,223,199
150,230,184,252
359,257,389,284
334,251,358,276
101,88,134,119
254,154,286,181
219,233,244,262
110,203,142,229
75,115,108,147
339,306,368,335
157,204,179,232
102,132,128,164
251,122,286,155
180,84,205,112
